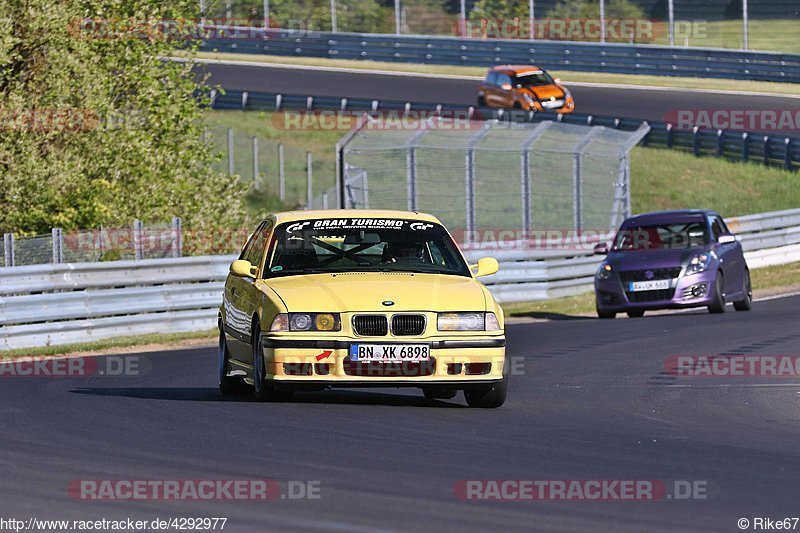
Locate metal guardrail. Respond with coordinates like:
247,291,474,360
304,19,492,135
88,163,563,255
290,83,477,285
199,28,800,83
1,208,799,350
210,88,800,171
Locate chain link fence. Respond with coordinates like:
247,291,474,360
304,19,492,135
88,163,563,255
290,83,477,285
205,125,336,208
2,219,182,267
339,118,649,251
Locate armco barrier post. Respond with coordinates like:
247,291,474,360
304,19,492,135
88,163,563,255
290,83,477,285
171,217,182,258
52,228,63,264
4,233,14,267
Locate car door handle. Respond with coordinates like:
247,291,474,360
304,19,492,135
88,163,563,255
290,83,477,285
231,287,236,297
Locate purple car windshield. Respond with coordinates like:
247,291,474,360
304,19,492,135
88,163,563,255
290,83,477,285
612,221,709,251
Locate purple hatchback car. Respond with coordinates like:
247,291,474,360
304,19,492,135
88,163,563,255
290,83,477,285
593,210,752,318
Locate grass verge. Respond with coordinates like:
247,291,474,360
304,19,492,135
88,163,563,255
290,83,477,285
0,330,217,360
187,51,800,97
502,261,800,319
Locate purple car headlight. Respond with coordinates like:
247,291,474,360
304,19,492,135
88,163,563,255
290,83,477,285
687,253,711,274
596,262,613,280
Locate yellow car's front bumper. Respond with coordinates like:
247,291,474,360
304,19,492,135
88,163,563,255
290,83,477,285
261,335,506,386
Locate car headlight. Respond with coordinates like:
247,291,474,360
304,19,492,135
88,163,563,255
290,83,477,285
687,253,711,274
437,312,499,331
270,313,341,332
596,262,613,280
523,93,535,103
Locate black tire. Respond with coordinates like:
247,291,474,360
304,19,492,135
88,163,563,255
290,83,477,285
626,310,645,318
733,269,752,312
252,324,294,402
708,272,726,314
218,328,247,395
422,387,457,400
464,362,508,408
477,96,487,107
597,308,616,319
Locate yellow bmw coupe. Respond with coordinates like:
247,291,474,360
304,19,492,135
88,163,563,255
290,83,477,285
218,210,507,408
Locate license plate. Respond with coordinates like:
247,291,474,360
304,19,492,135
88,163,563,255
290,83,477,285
628,280,670,292
542,99,564,108
349,344,430,362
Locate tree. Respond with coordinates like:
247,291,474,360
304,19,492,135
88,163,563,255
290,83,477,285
0,0,246,242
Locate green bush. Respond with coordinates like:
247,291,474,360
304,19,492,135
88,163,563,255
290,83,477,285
0,0,247,242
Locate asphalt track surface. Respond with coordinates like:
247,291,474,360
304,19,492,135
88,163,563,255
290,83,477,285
3,295,800,531
199,62,800,125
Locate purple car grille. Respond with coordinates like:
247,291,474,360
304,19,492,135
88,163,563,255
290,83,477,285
626,288,676,303
618,267,682,283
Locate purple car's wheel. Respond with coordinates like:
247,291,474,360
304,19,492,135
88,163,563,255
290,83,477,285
734,269,752,312
708,273,726,314
596,307,616,319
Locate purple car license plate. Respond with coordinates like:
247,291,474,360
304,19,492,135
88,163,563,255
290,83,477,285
628,280,670,292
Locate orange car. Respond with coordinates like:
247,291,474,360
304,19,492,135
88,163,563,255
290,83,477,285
477,65,575,113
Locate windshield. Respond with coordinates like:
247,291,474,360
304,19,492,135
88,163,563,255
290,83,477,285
514,71,555,87
265,218,471,277
612,221,709,251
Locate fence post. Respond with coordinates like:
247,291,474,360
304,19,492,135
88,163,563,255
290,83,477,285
573,127,604,233
306,151,313,209
133,219,144,260
406,128,429,212
322,192,329,209
520,122,552,237
716,129,724,156
278,143,285,201
227,128,234,176
3,233,14,267
171,217,182,258
406,145,417,211
666,123,673,149
465,125,491,244
52,228,63,264
252,136,260,190
785,138,793,170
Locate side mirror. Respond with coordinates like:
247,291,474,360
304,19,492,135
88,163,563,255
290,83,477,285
718,234,736,244
230,259,257,279
593,242,609,255
554,77,562,84
471,257,499,277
